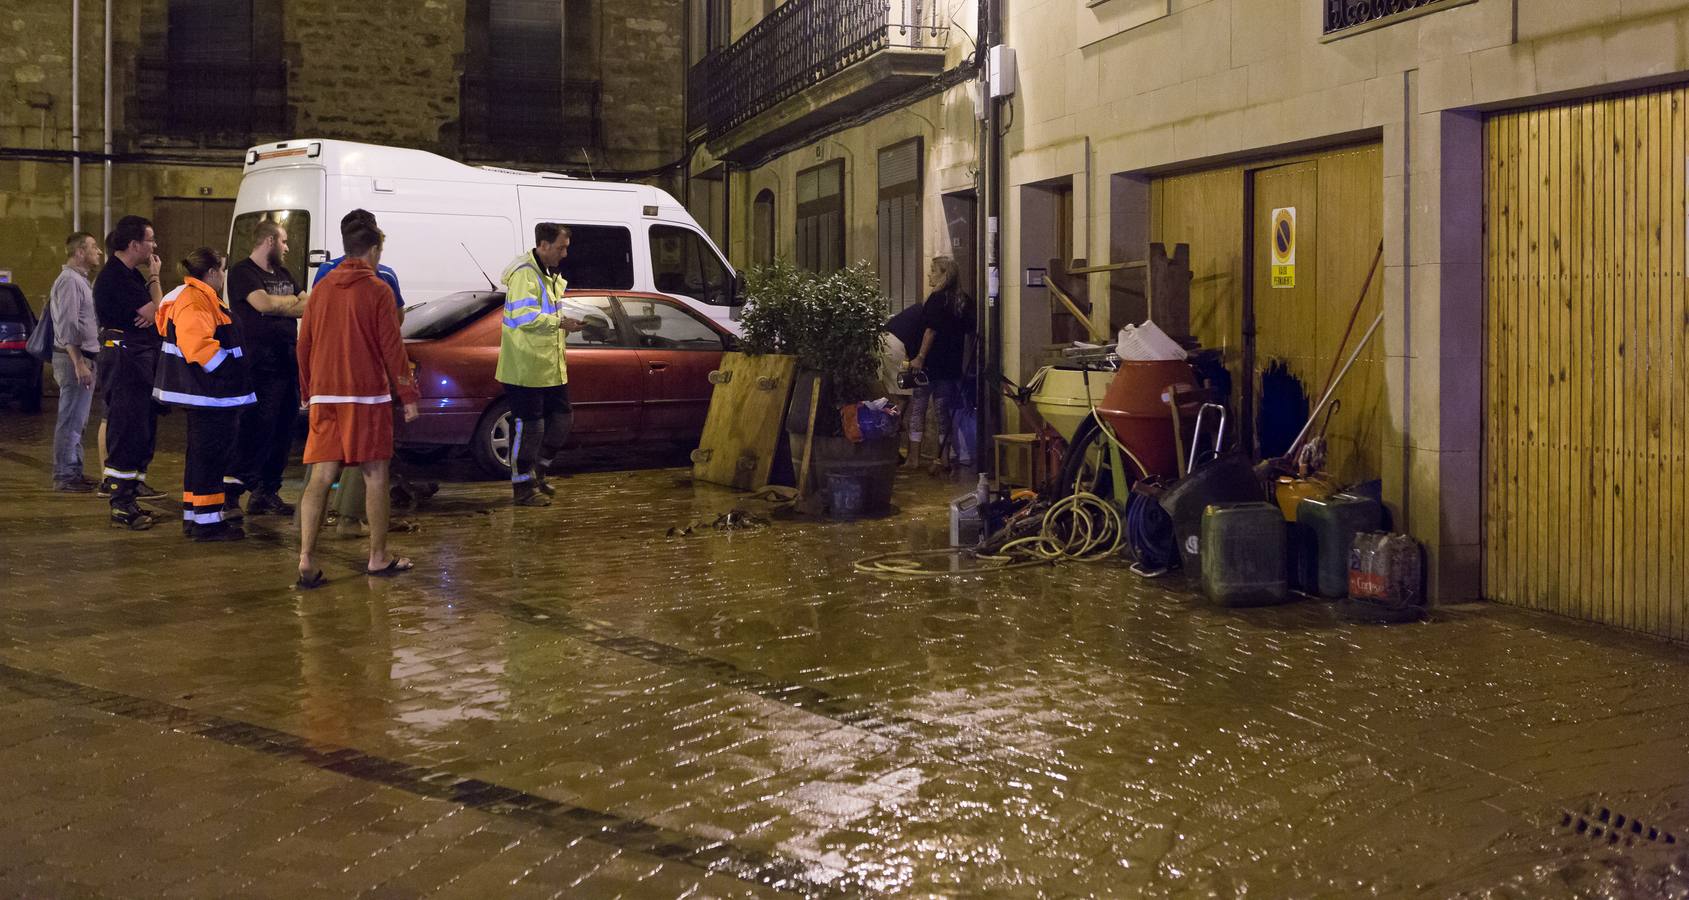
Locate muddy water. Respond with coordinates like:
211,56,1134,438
1,414,1687,897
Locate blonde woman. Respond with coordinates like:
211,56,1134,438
905,256,975,469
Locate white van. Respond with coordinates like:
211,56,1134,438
229,139,743,329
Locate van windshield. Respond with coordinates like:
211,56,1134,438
229,210,311,281
403,291,502,340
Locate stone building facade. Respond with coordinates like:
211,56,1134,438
0,0,685,299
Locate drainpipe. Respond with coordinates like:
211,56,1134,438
71,0,81,231
102,0,112,236
975,0,1002,477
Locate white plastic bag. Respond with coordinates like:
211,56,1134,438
1115,320,1185,361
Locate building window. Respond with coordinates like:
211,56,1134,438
152,0,285,142
708,0,733,50
752,189,777,267
796,161,845,274
462,0,602,158
876,139,922,312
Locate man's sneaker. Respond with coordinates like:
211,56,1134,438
222,496,246,522
134,480,167,501
247,491,294,517
110,505,156,531
53,478,95,493
193,522,246,543
534,474,556,497
96,476,117,498
513,483,551,507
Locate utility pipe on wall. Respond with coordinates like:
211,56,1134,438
102,0,112,236
71,0,81,230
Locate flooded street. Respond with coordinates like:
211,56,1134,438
2,414,1688,898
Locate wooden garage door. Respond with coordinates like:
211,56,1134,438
1484,87,1689,638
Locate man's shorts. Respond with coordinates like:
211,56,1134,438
303,402,395,465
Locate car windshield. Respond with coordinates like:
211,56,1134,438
402,291,502,340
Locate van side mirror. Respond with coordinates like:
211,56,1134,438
730,271,747,306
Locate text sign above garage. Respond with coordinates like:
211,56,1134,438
1270,207,1296,288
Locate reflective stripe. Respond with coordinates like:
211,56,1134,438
163,342,243,362
152,388,258,408
505,296,542,313
510,418,524,483
308,394,391,405
503,311,540,329
224,476,244,485
181,510,225,524
103,468,140,480
203,348,230,372
511,473,533,484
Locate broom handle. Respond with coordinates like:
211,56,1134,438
1287,311,1383,462
795,376,823,499
1317,241,1385,401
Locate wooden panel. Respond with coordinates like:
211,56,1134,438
692,352,798,491
1152,145,1384,485
1151,166,1247,372
1484,85,1689,638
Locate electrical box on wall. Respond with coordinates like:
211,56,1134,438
988,45,1017,98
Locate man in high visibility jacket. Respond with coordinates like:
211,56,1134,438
496,223,586,507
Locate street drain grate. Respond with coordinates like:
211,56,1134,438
1560,804,1678,848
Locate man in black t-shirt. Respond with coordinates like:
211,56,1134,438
225,220,308,516
95,215,168,528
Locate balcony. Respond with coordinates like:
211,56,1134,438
689,0,949,163
1322,0,1477,38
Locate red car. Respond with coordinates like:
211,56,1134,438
399,290,734,477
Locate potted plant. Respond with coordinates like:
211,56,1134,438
740,260,898,514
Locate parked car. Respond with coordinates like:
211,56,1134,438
399,290,735,477
0,283,43,413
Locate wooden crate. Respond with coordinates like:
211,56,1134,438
691,352,799,491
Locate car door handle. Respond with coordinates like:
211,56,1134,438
647,361,670,371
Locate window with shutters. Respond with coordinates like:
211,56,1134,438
876,139,922,313
141,0,285,143
796,161,846,275
752,190,777,266
462,0,602,159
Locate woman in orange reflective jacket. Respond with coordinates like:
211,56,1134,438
153,247,255,541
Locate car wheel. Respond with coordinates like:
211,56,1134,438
470,398,515,480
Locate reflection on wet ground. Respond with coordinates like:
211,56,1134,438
2,412,1688,897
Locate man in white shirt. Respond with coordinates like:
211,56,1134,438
49,232,103,491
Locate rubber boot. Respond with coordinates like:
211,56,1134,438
513,481,551,507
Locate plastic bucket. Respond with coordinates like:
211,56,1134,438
827,471,870,518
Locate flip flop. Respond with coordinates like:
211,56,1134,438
365,557,414,577
295,569,329,590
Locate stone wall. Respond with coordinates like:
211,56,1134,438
286,0,467,151
1,1,689,303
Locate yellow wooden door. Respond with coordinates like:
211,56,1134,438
1485,88,1688,639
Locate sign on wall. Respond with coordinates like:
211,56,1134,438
1270,207,1296,289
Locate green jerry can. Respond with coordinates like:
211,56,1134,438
1200,502,1289,607
1296,493,1384,598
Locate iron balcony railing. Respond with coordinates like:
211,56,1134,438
1323,0,1458,35
688,0,949,138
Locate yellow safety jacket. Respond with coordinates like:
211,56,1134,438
495,251,570,388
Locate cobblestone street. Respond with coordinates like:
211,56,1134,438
2,413,1689,898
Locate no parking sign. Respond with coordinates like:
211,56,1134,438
1270,207,1296,288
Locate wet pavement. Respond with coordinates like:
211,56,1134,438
3,411,1689,899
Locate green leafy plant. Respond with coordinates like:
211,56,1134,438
741,260,887,405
